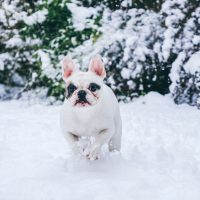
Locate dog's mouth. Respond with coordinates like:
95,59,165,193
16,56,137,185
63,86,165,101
74,100,91,107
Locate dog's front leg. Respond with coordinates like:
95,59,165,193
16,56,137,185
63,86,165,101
64,132,80,155
86,129,113,160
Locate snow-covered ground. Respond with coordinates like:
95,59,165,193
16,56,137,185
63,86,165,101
0,92,200,200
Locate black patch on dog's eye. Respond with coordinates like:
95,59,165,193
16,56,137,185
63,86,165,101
66,83,77,98
88,83,100,92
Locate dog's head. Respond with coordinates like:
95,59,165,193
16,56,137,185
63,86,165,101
61,55,106,107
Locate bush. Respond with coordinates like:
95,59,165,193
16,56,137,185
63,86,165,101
0,0,199,107
73,0,200,105
162,1,200,107
0,0,98,101
0,0,46,99
72,3,171,101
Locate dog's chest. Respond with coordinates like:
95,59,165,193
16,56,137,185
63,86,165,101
62,106,111,136
72,109,108,136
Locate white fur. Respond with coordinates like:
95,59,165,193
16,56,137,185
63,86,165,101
60,55,122,160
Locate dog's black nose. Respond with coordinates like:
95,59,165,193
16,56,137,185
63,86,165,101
78,90,87,100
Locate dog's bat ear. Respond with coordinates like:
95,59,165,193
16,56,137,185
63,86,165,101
89,54,106,79
61,56,76,81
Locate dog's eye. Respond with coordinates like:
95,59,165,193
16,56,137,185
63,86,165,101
67,83,77,97
88,83,100,92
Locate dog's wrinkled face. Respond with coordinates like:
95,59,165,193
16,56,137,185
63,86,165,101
65,72,103,107
61,55,106,107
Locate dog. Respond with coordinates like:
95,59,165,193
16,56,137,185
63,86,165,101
60,55,122,160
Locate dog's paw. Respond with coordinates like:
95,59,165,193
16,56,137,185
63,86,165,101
84,144,100,160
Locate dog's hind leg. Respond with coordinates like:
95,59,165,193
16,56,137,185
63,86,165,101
109,112,122,152
109,131,121,152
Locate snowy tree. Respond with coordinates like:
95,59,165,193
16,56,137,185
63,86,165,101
72,0,200,104
0,0,98,101
34,0,99,100
72,1,170,101
0,0,47,99
160,0,200,107
0,0,199,107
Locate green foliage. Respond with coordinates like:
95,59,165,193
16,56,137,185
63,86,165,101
0,0,40,91
79,0,164,12
0,0,98,100
0,0,199,107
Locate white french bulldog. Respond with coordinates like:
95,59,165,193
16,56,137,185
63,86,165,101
60,55,122,160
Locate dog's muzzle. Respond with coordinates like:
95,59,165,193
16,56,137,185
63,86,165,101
75,90,90,106
78,90,87,101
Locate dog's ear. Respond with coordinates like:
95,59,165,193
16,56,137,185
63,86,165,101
89,55,106,79
61,56,76,81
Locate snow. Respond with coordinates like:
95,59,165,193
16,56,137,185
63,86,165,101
192,35,200,45
1,92,200,200
121,68,131,79
71,7,160,81
0,60,4,71
37,50,56,79
5,36,24,48
11,73,25,86
183,52,200,74
23,9,48,26
67,3,96,31
0,1,48,27
169,52,186,92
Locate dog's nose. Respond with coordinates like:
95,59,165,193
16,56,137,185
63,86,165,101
78,90,87,100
